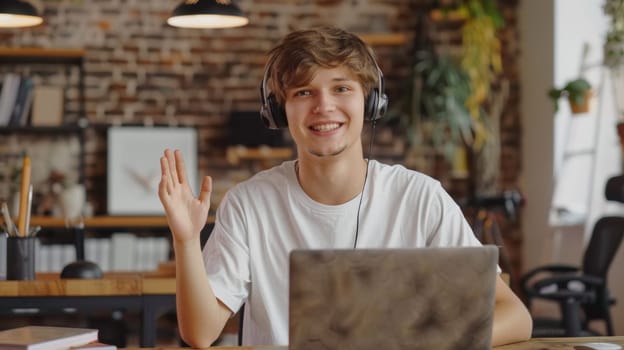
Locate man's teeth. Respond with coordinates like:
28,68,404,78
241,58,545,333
311,123,340,131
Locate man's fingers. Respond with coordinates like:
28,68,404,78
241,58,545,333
160,153,174,193
166,149,180,184
198,176,212,205
158,174,170,205
174,149,190,185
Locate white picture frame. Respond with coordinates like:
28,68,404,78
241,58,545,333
107,126,198,215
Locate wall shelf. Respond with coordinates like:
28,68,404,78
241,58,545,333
0,47,84,64
358,33,409,46
0,125,84,134
0,46,88,189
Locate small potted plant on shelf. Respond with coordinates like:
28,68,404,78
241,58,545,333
548,78,593,114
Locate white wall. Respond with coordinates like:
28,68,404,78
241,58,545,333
520,0,624,335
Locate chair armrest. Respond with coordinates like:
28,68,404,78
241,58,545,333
520,264,580,292
529,289,595,303
532,274,604,290
527,274,605,304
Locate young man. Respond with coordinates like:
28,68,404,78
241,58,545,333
158,27,532,347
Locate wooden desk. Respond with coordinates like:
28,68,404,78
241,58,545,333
124,337,624,349
0,215,215,228
0,272,176,347
496,336,624,349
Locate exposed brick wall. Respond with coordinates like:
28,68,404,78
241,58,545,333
3,0,414,212
2,0,522,275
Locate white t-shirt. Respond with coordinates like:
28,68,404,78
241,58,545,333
202,160,481,345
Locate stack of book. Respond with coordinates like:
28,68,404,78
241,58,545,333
0,73,64,127
0,326,116,350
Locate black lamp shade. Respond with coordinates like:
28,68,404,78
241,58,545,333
0,0,43,28
167,0,248,29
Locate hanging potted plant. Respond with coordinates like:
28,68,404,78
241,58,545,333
548,78,593,114
603,0,624,68
386,49,474,177
603,0,624,152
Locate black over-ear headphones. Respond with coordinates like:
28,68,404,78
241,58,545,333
259,51,388,129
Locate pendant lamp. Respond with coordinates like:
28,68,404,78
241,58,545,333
0,0,43,28
167,0,248,29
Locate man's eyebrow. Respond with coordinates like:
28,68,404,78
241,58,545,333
287,76,356,89
332,77,355,82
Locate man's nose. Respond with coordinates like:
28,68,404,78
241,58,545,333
313,92,336,113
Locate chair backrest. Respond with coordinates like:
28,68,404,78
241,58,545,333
582,216,624,278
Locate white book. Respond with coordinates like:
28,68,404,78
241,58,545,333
0,326,98,350
85,238,98,265
49,245,64,272
85,238,111,271
155,237,170,267
110,233,136,271
135,238,147,271
0,74,21,126
61,244,75,268
36,243,48,272
144,237,163,271
99,239,111,272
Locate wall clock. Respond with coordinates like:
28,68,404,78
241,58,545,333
107,126,198,215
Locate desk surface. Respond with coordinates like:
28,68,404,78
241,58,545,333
126,337,624,349
492,337,624,349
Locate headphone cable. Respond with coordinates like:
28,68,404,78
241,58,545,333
353,119,377,248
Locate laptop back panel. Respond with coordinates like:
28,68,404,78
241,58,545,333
289,246,498,350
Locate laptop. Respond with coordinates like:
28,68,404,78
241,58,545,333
289,246,498,350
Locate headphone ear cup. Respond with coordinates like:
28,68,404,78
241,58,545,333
261,93,288,129
260,102,274,129
365,89,388,122
365,89,379,121
377,92,388,121
268,94,287,128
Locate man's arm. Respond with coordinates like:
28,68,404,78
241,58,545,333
174,239,232,347
491,275,533,346
158,149,232,347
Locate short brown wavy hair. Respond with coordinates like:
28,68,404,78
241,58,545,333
265,27,380,105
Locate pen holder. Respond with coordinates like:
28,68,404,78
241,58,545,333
6,236,37,280
0,233,6,280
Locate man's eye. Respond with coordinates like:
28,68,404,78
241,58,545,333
294,90,310,97
336,86,350,93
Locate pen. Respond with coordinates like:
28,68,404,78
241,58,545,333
1,202,14,236
17,155,31,237
28,225,41,237
24,184,33,238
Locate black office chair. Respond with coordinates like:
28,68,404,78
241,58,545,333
521,175,624,337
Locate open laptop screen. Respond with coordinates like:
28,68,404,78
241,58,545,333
289,246,498,350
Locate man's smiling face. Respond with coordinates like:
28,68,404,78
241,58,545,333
284,66,366,159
